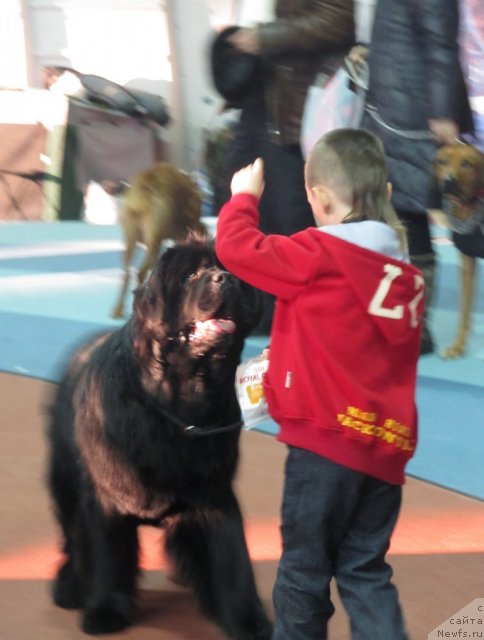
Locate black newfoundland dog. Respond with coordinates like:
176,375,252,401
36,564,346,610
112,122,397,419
47,236,271,639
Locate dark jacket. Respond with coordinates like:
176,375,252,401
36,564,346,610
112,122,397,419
256,0,355,146
363,0,474,214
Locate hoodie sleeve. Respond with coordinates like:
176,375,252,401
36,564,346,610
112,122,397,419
216,193,321,300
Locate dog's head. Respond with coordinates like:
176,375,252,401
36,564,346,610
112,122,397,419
434,143,484,220
132,235,262,361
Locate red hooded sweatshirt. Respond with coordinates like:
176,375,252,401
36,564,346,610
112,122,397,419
216,193,424,485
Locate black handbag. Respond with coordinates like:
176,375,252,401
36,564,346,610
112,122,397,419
53,67,171,127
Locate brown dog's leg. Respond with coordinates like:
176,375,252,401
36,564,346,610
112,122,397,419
136,210,168,286
137,242,162,286
442,253,476,358
112,215,138,319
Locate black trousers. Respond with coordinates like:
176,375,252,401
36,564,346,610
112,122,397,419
273,447,408,640
223,103,314,232
221,103,315,332
396,210,433,256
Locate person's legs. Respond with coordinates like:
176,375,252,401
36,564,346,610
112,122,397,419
221,100,267,209
397,210,436,354
260,142,315,236
252,142,315,333
334,477,408,640
223,125,315,334
272,448,336,640
221,105,279,335
273,449,372,640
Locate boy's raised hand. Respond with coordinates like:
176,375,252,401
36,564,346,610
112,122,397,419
230,158,265,199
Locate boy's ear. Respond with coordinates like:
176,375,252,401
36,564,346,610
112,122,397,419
386,182,393,201
313,186,330,208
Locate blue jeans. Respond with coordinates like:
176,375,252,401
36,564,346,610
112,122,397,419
272,447,409,640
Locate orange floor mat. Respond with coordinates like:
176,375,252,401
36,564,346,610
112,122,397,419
1,372,483,640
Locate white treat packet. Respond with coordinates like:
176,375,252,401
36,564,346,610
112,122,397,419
235,355,270,430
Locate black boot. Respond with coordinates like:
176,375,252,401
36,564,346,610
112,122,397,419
411,252,436,355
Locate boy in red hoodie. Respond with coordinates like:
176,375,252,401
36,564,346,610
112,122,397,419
216,129,424,639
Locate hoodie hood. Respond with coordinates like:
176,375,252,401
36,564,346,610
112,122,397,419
314,223,424,346
319,220,408,261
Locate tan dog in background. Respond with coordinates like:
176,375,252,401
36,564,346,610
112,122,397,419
109,163,206,318
433,142,484,358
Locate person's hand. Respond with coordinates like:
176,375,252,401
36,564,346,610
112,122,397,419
231,158,265,199
348,45,369,71
261,347,270,360
429,118,459,145
101,180,122,196
227,28,260,55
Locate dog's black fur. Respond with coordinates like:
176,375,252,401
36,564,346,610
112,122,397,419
46,236,270,638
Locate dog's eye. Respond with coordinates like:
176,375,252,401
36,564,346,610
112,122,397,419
461,159,475,169
187,270,202,282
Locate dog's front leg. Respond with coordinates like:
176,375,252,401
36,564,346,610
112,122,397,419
442,253,477,358
165,489,273,640
136,210,169,285
112,215,139,318
78,497,139,635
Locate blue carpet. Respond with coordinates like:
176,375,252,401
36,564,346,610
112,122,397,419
1,221,483,499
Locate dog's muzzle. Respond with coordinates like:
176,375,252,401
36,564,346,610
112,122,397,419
441,175,460,196
208,269,238,295
211,270,231,284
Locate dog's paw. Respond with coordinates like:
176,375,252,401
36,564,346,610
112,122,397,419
441,342,466,359
52,560,83,609
111,306,125,320
81,605,131,635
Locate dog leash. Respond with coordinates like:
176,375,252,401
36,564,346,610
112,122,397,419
156,403,243,438
365,105,433,141
183,420,244,437
132,387,243,437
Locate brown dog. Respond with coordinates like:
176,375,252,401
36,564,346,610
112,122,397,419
109,162,206,318
433,142,484,358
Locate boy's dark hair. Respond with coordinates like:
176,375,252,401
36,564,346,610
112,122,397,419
306,128,407,251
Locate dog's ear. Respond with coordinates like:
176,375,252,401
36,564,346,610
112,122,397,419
133,278,162,320
131,254,172,351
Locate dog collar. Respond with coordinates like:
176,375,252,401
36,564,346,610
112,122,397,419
131,385,243,437
182,420,244,437
155,403,243,438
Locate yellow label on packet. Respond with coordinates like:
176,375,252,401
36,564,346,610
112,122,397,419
235,355,270,429
246,383,264,405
